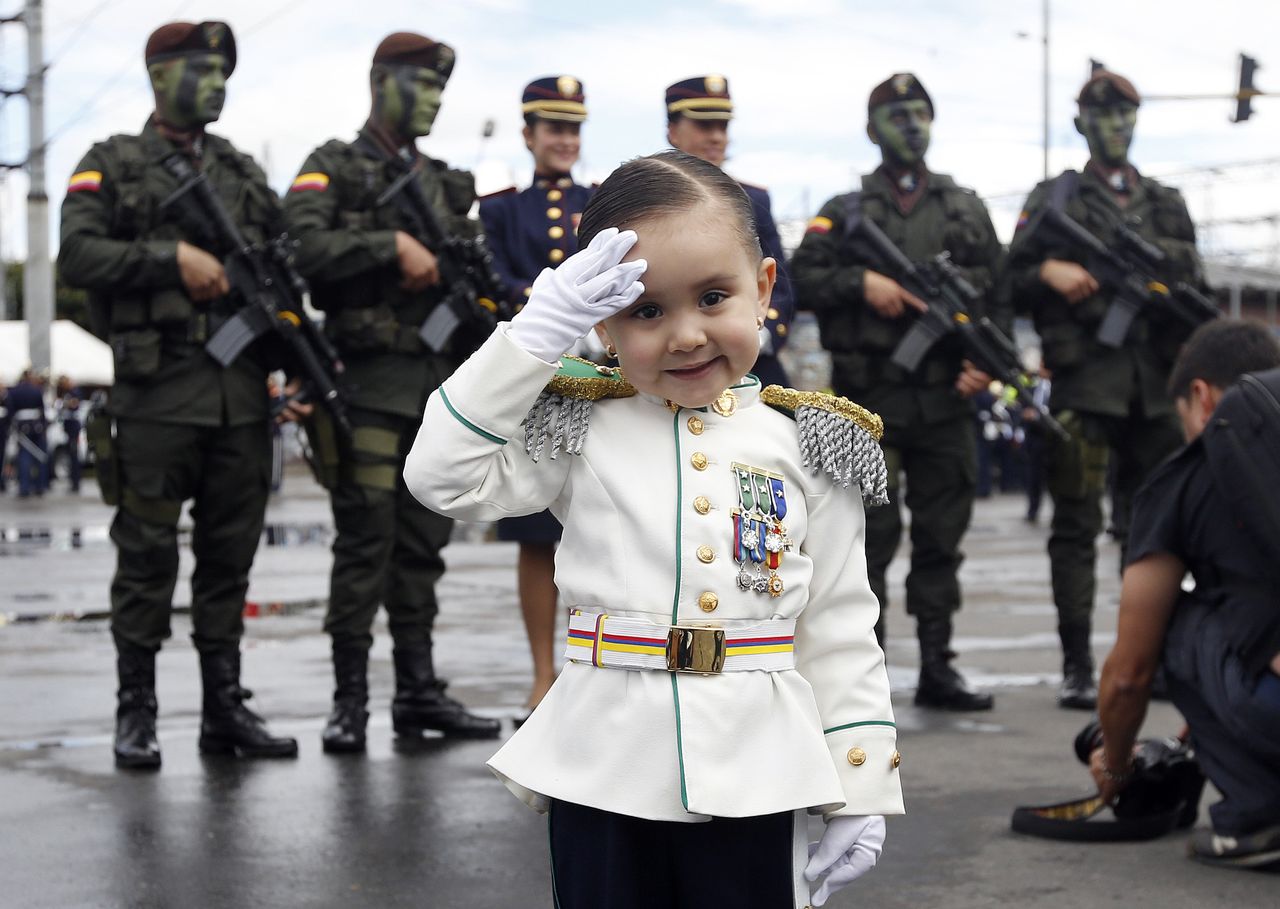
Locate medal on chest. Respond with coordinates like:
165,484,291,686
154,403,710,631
730,462,792,597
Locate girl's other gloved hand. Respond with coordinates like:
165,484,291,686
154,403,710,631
508,227,647,363
804,814,886,907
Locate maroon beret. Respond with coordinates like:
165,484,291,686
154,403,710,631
372,32,455,80
145,21,236,75
1077,70,1141,108
867,73,934,118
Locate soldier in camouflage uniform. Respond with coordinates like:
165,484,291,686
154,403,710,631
1001,71,1211,709
791,73,1003,711
283,32,500,753
58,21,297,769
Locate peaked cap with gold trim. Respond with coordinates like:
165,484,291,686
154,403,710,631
521,361,888,506
523,75,588,123
666,74,733,121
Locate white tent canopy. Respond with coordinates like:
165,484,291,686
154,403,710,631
0,320,115,386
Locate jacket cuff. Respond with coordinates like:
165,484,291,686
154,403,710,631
823,723,905,819
143,240,182,285
370,230,399,266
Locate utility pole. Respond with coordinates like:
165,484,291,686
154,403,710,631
23,0,53,373
1042,0,1050,180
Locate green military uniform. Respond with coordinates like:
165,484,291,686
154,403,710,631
58,20,296,769
1002,166,1207,670
792,166,1005,643
284,127,472,651
284,38,500,744
60,119,277,650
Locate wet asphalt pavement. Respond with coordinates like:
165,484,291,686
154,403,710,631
1,476,1275,908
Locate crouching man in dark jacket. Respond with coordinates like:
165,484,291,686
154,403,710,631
1091,319,1280,869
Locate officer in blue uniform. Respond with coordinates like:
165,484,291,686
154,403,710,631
478,76,596,722
665,74,794,388
480,76,594,310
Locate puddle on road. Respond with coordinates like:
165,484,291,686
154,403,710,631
0,522,333,555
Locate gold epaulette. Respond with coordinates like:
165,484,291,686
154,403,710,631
521,357,634,462
761,385,889,506
546,356,637,401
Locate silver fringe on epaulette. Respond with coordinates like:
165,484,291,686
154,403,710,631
795,405,889,506
523,392,593,462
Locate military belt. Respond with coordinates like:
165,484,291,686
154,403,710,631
564,610,797,674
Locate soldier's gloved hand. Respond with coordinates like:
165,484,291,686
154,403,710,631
508,227,646,363
804,814,886,907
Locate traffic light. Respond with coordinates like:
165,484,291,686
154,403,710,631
1234,54,1260,122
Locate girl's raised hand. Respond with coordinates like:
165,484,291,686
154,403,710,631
508,227,647,363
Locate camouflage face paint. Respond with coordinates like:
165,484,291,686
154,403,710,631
869,99,932,167
1078,104,1137,167
151,53,227,128
374,64,444,140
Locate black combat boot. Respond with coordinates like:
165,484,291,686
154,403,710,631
114,641,161,770
1057,624,1097,710
198,648,298,758
914,616,995,711
391,643,501,739
322,644,370,754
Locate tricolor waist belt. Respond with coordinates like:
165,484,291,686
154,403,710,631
565,609,796,674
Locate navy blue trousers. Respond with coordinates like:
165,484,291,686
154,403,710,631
1163,597,1280,835
548,800,798,909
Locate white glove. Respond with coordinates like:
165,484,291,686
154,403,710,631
508,227,647,363
804,814,886,907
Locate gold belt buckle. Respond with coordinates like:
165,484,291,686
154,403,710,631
666,625,726,674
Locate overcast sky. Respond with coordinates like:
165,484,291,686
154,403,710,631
1,0,1277,267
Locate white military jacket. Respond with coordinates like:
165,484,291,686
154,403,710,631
405,325,905,823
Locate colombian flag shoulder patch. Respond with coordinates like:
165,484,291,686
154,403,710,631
290,172,330,192
806,215,833,235
67,170,103,193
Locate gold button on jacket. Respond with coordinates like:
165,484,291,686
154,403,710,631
547,206,563,220
698,591,719,612
693,495,711,515
691,452,708,470
847,747,867,766
687,415,704,435
696,545,715,563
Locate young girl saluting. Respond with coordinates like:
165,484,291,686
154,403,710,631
406,150,903,908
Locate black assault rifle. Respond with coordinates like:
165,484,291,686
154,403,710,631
1023,206,1219,348
847,211,1068,441
160,152,351,435
374,154,511,356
